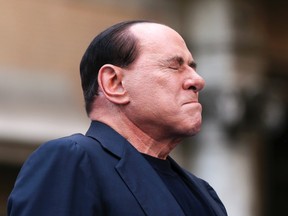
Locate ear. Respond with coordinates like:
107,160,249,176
98,64,129,105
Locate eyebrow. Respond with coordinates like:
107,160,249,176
165,56,197,70
189,61,197,70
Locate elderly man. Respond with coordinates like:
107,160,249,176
8,21,227,216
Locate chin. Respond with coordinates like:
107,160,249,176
170,123,201,140
186,126,201,136
187,118,202,136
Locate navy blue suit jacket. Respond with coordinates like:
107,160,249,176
8,121,227,216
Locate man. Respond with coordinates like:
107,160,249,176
8,20,227,215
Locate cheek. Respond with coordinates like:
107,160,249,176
125,80,156,112
126,77,159,100
124,71,181,112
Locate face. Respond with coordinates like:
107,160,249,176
122,23,205,141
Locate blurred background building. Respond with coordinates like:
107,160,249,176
0,0,287,215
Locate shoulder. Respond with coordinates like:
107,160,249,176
18,134,102,179
27,135,83,163
31,133,100,159
13,134,101,194
8,134,99,215
37,133,88,151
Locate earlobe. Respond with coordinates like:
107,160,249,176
98,64,129,104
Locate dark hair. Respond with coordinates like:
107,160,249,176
80,20,151,114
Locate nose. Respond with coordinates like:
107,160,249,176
183,71,205,92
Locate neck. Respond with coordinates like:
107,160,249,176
123,123,180,159
89,104,180,160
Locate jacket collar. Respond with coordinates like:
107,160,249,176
86,121,125,158
86,121,226,216
86,121,185,216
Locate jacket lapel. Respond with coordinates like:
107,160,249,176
86,121,185,216
168,157,227,216
115,143,185,216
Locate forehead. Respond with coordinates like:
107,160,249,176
129,23,192,61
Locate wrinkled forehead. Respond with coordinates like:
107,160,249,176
129,23,192,60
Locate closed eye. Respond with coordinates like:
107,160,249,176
168,66,179,70
162,56,197,72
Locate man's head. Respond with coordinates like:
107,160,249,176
80,21,205,141
80,20,150,114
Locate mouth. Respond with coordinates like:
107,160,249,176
183,101,200,105
182,101,202,111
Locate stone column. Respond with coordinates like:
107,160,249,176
180,0,265,215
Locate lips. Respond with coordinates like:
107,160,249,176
183,101,199,105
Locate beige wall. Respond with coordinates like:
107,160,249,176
0,0,159,106
0,1,180,214
0,0,178,150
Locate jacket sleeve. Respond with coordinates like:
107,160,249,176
7,137,96,216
